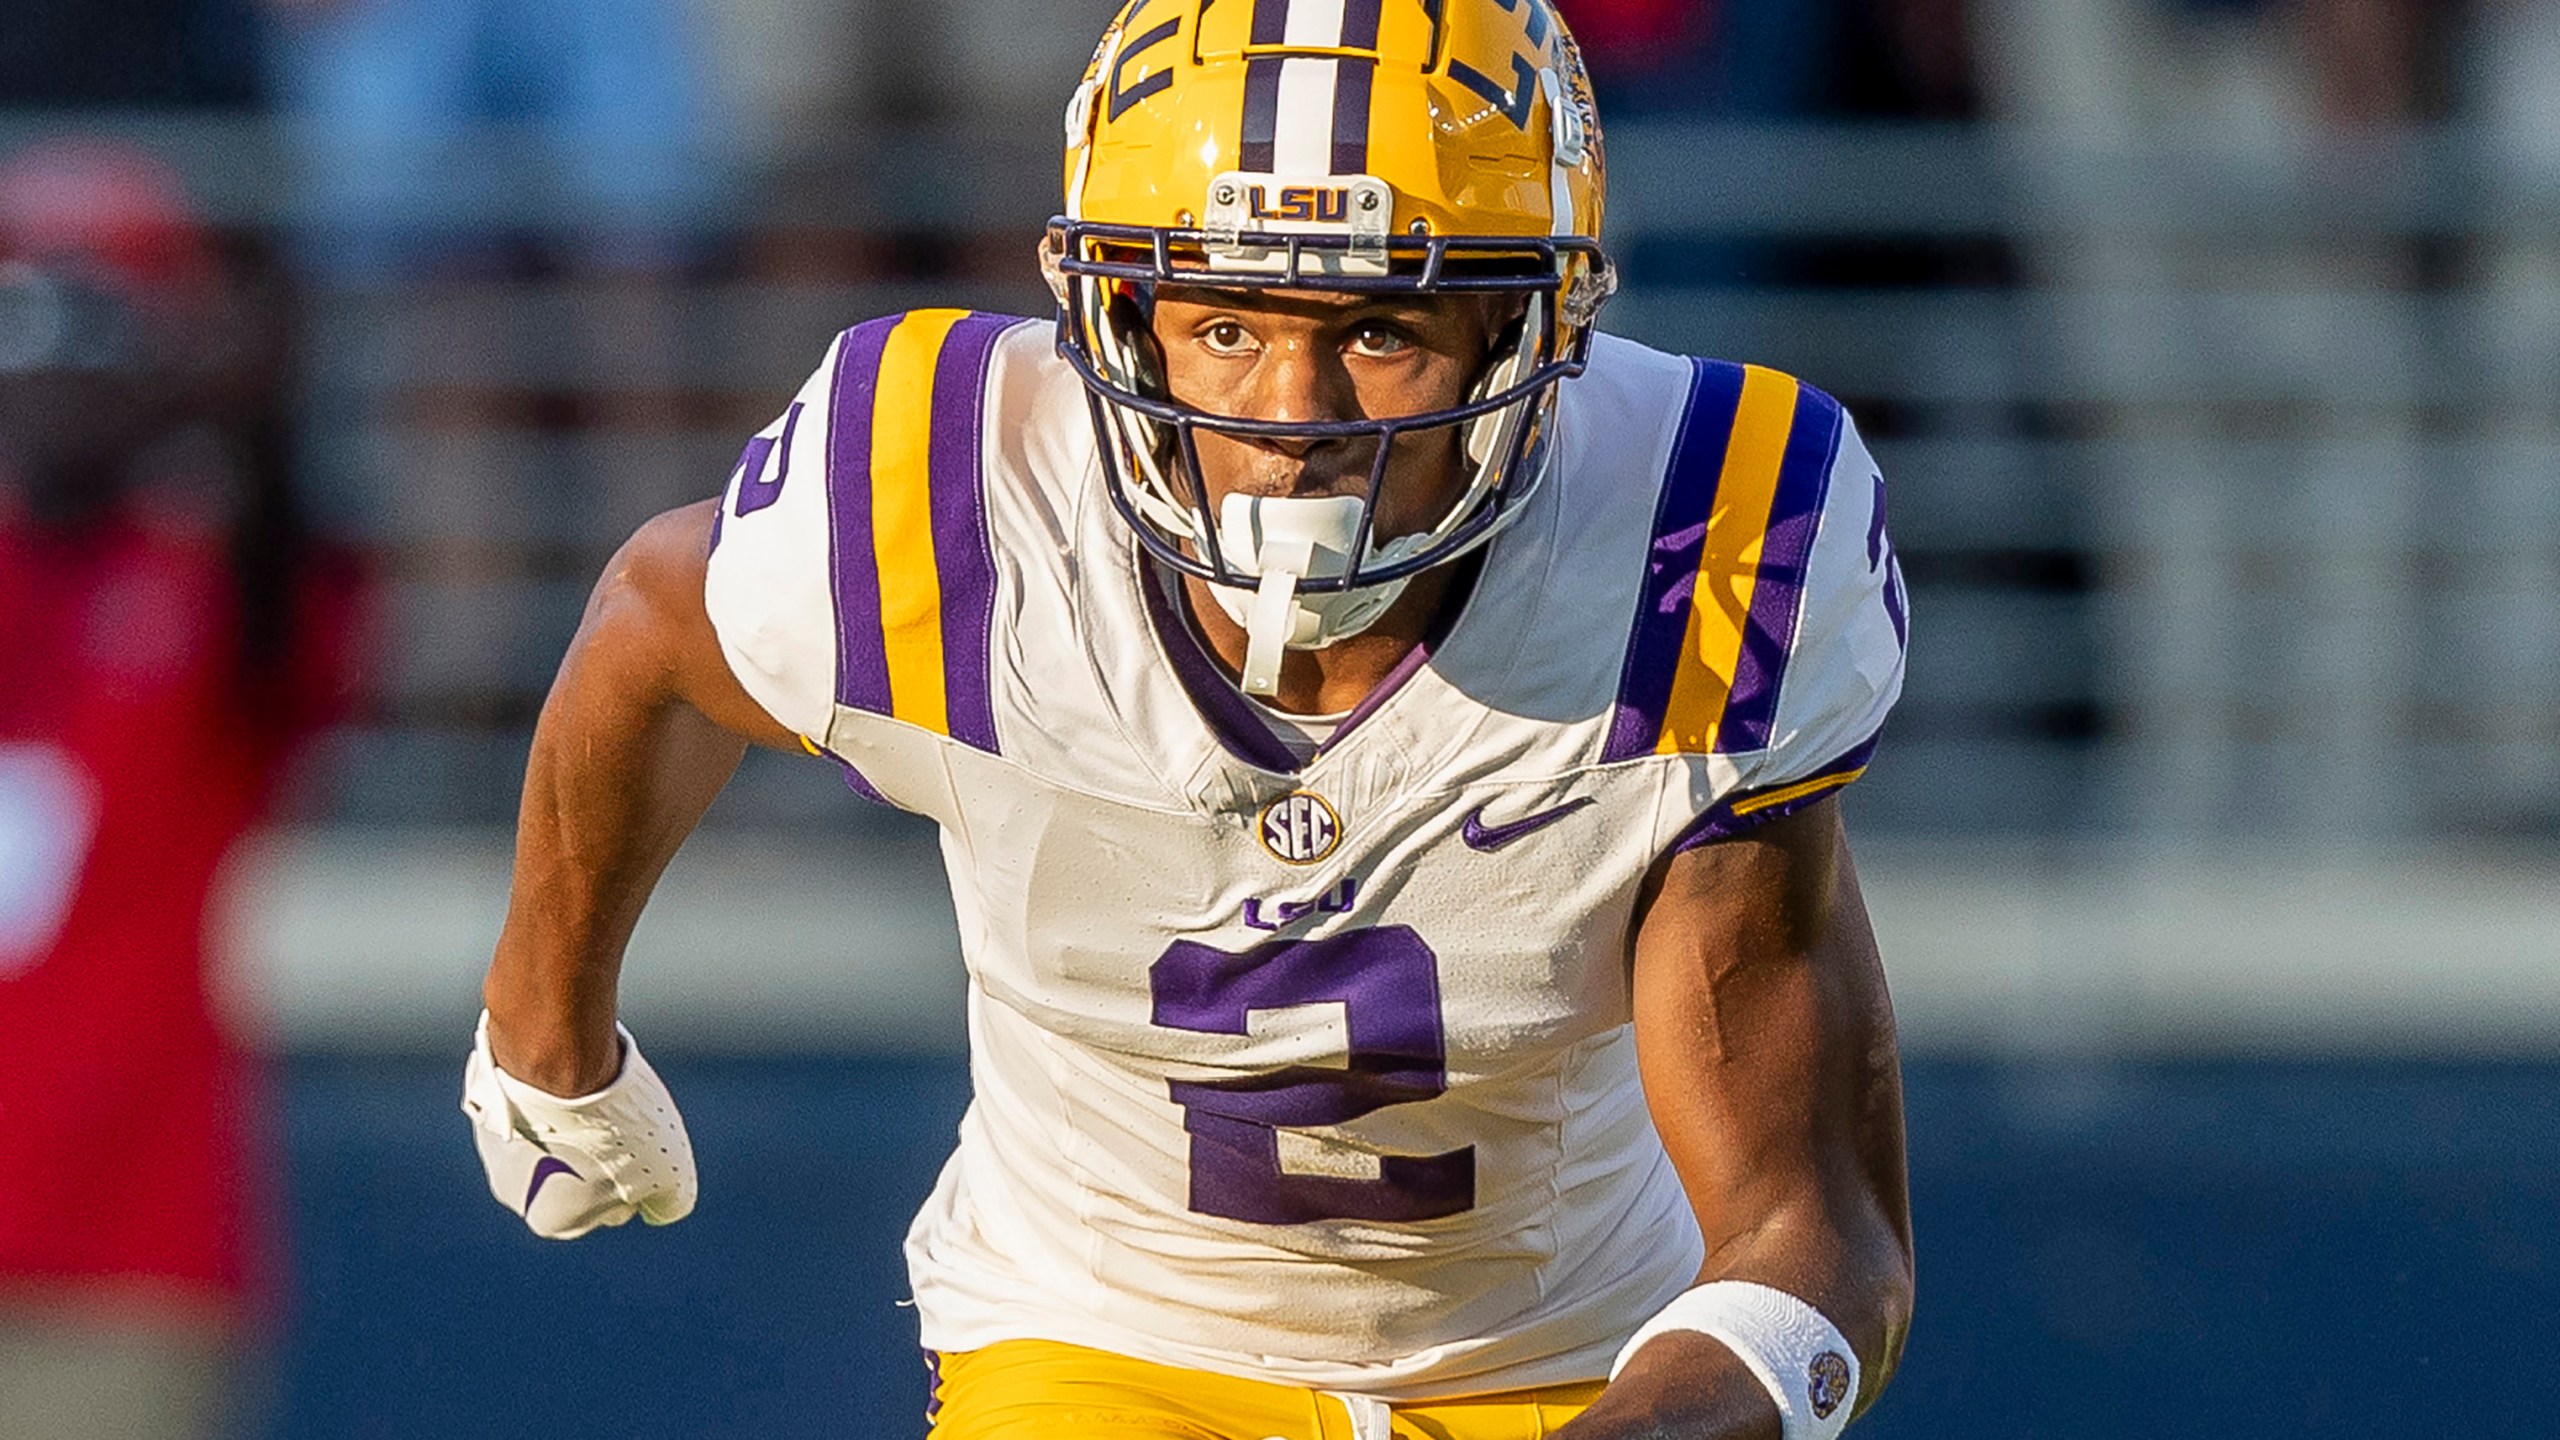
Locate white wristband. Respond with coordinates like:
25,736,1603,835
1609,1281,1860,1440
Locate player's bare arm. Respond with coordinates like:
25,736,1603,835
480,499,792,1097
1560,800,1912,1439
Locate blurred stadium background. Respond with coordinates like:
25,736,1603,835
5,0,2559,1435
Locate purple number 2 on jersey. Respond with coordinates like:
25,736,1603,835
1149,928,1475,1224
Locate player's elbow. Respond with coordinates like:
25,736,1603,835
1849,1219,1916,1415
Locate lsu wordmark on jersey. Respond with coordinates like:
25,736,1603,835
699,310,1906,1400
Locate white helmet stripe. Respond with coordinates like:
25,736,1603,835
1284,0,1350,46
1273,57,1342,175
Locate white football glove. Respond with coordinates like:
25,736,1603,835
460,1010,697,1240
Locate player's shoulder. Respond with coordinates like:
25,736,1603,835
703,308,1072,753
815,308,1093,531
816,307,1059,449
1552,333,1897,775
1571,331,1850,474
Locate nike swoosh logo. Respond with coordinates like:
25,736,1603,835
524,1156,582,1210
1462,797,1596,853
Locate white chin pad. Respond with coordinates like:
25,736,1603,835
1219,492,1367,579
1210,493,1390,695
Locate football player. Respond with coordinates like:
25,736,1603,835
466,3,1915,1437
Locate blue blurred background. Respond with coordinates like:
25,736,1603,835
3,0,2558,1435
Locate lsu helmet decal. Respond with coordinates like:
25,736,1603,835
1049,0,1614,693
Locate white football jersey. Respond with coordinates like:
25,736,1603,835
702,309,1907,1400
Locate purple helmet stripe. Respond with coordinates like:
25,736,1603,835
1330,57,1376,175
1714,383,1843,754
1343,0,1384,50
1603,359,1750,762
1251,0,1291,45
927,313,1014,755
1240,56,1285,172
828,318,900,715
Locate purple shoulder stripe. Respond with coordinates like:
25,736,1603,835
824,310,1026,755
926,312,1015,755
1603,359,1749,763
1713,383,1844,755
1666,728,1883,855
827,318,900,718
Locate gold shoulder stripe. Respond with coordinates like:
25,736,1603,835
1729,766,1870,819
867,308,972,738
1655,364,1804,756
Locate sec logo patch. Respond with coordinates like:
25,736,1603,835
1257,792,1341,866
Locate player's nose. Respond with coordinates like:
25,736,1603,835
1238,340,1361,443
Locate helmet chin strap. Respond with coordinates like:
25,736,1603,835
1208,493,1418,696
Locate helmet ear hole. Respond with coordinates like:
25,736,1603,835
1469,307,1532,404
1463,295,1540,469
1105,287,1166,398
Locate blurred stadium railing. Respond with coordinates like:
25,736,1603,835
23,113,2533,1058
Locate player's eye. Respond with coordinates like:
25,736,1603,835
1345,323,1412,359
1198,321,1256,357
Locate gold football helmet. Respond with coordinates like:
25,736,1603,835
1048,0,1613,672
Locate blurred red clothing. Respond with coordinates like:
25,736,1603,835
0,502,350,1322
1559,0,1707,56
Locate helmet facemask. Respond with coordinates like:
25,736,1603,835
1048,222,1612,693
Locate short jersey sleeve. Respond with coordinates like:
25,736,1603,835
1600,360,1908,848
703,333,843,741
703,309,1030,796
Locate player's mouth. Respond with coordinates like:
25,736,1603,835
1211,443,1377,504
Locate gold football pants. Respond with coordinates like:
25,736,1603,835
928,1339,1603,1440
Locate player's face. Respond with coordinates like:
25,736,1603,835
1150,287,1513,544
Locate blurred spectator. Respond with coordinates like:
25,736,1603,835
1561,0,1839,116
259,0,728,716
1967,0,2448,837
1839,0,1979,118
259,0,723,278
0,139,358,1440
1558,0,1971,118
2456,0,2560,826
